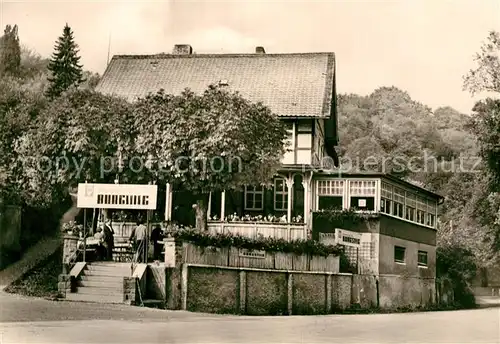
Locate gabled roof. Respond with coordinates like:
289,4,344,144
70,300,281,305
96,52,336,118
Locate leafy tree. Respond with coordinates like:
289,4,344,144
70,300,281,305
15,89,135,207
462,31,500,259
132,85,287,230
0,24,21,76
80,71,100,90
338,87,451,176
19,45,49,80
437,244,478,308
46,24,84,99
463,31,500,95
469,99,500,188
0,75,47,204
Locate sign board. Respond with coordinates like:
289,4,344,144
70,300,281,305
334,228,362,247
77,183,158,210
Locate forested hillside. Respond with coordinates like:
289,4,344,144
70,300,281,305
336,87,495,264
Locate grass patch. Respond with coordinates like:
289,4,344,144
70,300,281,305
5,246,62,299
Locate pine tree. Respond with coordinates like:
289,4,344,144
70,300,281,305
0,24,21,77
46,23,84,98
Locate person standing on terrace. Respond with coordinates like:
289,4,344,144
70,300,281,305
129,219,147,263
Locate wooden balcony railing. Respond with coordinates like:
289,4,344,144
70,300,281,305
207,221,307,241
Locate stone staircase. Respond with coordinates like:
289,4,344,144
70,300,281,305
66,262,132,304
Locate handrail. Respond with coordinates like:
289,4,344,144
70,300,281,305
65,246,82,273
130,239,146,275
130,239,146,307
207,221,306,227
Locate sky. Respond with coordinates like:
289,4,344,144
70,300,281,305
1,0,499,114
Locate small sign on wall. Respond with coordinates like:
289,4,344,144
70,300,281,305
358,199,366,207
335,228,362,247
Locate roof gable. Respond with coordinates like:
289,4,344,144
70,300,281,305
96,52,336,118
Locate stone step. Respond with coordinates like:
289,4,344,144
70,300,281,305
66,292,123,304
80,274,126,283
77,279,123,288
86,263,132,271
142,299,165,309
91,262,133,268
83,267,132,277
77,285,123,296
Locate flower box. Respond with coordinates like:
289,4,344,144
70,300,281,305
228,247,240,267
309,254,340,272
273,252,294,270
238,249,274,269
183,243,229,266
292,254,309,271
228,247,274,269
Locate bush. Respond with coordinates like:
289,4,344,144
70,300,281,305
436,244,478,308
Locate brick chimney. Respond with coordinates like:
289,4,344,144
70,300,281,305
255,46,266,54
173,44,193,55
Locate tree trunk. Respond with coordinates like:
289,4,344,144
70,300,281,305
195,193,209,231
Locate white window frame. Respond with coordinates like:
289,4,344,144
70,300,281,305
405,192,416,221
394,245,406,264
273,178,288,211
416,196,426,225
393,187,406,218
418,250,428,267
347,179,377,210
381,182,393,214
244,185,264,211
380,181,438,229
316,179,345,210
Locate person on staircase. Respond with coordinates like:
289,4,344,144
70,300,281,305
129,219,147,263
94,226,105,261
151,224,164,261
102,219,115,261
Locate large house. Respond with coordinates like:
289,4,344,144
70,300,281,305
97,46,443,306
97,44,339,235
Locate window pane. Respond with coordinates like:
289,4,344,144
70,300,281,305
282,151,294,164
254,200,262,209
381,198,392,214
297,133,312,148
297,121,312,132
296,149,311,164
275,179,285,191
393,203,403,217
406,193,416,207
318,196,343,210
350,180,376,196
318,180,343,196
350,197,375,211
394,246,406,263
427,199,436,214
405,206,415,221
255,193,263,203
418,251,428,266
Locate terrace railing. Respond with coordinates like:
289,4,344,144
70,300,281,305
207,221,307,241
